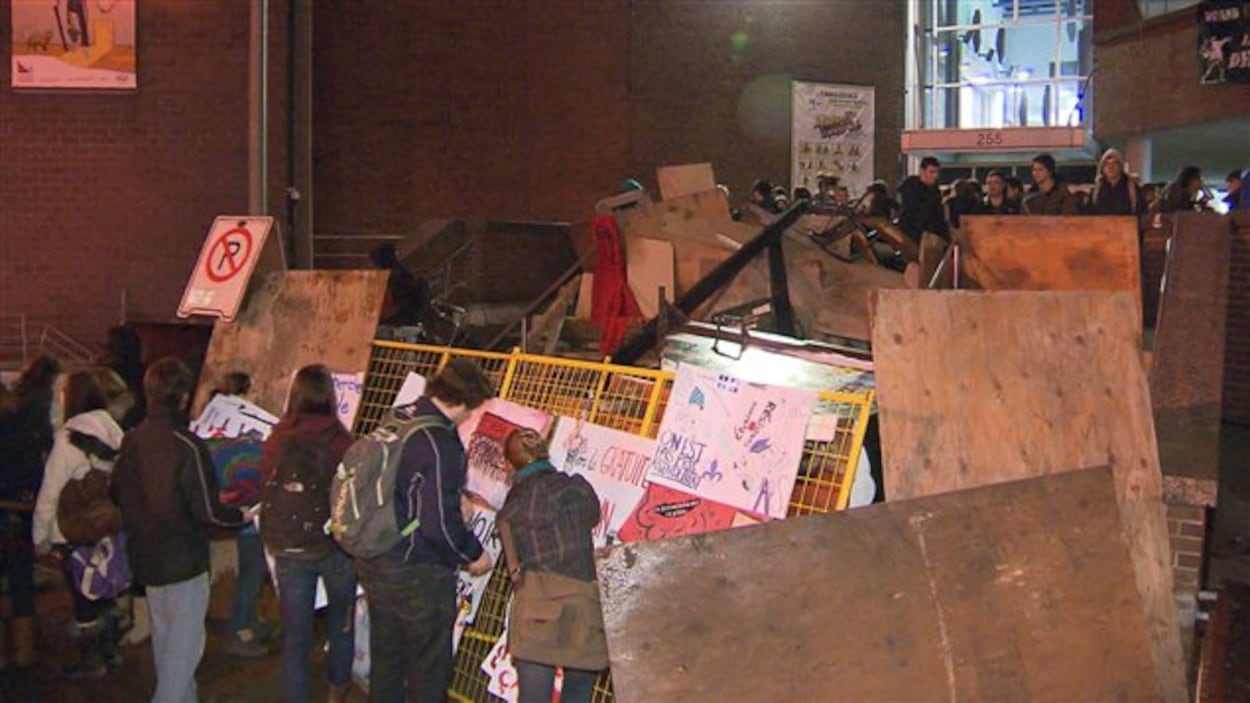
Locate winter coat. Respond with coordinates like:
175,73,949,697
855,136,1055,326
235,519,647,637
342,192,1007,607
110,404,247,587
32,409,124,549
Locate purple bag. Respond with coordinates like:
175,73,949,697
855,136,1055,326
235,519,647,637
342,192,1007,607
69,532,132,601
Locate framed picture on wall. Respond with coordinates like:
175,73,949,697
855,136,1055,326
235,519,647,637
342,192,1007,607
10,0,137,90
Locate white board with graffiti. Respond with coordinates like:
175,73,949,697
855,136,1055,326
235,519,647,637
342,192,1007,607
646,365,816,520
460,399,553,510
548,417,652,547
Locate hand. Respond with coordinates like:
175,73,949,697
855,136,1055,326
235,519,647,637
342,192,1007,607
460,493,475,523
465,552,493,577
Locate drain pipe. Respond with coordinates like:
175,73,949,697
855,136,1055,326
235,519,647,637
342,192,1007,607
248,0,269,217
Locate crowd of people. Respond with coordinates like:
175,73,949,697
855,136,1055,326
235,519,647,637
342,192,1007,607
747,150,1249,246
0,353,607,702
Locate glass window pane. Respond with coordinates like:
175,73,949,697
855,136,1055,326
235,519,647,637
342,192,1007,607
1058,21,1091,77
1053,79,1087,126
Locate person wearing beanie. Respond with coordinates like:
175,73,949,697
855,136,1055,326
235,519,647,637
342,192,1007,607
1086,148,1143,216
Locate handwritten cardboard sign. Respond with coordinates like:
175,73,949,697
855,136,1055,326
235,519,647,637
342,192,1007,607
190,394,279,441
548,417,652,547
332,372,364,431
645,365,816,519
452,499,504,652
618,483,758,542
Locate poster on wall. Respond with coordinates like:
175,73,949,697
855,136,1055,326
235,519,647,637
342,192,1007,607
1199,1,1250,84
11,0,137,89
791,81,875,196
645,365,817,520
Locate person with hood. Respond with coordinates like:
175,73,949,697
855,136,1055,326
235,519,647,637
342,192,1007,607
260,365,357,703
111,357,255,703
0,355,60,671
1086,149,1143,216
32,368,130,678
1022,153,1080,215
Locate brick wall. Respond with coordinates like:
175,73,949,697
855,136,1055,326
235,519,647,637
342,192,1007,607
0,0,289,349
1226,213,1250,425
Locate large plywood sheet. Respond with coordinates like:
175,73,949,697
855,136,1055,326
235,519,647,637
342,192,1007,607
656,163,716,201
193,270,388,417
1150,213,1231,503
870,290,1186,701
959,215,1141,320
599,467,1159,703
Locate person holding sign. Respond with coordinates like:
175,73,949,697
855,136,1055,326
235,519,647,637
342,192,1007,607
498,429,607,703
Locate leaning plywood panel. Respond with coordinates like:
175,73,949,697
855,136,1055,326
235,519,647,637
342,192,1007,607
870,289,1186,702
193,270,389,418
959,215,1141,321
598,467,1159,703
1150,213,1231,506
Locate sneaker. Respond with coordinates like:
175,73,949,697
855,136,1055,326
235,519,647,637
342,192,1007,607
224,632,268,658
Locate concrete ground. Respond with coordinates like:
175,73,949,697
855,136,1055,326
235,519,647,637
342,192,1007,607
0,571,365,703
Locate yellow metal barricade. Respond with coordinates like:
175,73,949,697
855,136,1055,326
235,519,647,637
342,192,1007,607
353,340,874,703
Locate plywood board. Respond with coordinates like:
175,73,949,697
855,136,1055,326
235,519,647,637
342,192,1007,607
193,270,389,418
627,238,676,318
958,215,1142,320
598,467,1160,703
656,163,716,201
870,290,1186,702
1150,213,1231,500
658,189,733,228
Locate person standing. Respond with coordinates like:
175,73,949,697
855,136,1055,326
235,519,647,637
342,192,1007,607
1086,149,1143,216
31,369,130,678
1225,169,1243,210
498,429,606,703
1022,153,1080,215
1156,166,1210,213
260,365,357,703
982,171,1020,215
0,355,60,671
111,357,255,703
356,358,495,703
896,156,948,242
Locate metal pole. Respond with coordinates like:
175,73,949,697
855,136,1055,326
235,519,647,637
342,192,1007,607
248,0,270,215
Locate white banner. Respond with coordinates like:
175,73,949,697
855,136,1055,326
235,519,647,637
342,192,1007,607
190,394,278,440
791,81,875,197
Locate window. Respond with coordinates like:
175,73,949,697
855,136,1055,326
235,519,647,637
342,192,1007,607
911,0,1093,130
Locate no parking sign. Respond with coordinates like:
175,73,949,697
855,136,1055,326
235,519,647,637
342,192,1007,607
178,216,278,321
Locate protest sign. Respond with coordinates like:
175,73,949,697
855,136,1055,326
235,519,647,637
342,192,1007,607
461,400,552,509
646,366,816,519
548,417,652,547
618,483,756,542
190,394,278,441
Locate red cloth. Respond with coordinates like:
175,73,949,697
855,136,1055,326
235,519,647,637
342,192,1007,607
590,215,641,355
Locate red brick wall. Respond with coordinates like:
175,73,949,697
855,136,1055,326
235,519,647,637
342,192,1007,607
1226,213,1250,425
0,0,289,349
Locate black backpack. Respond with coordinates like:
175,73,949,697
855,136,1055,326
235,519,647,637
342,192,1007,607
261,428,339,558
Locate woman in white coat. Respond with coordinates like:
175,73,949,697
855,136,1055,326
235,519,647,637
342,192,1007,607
32,368,131,679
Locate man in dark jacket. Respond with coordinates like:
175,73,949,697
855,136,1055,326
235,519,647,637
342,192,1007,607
358,358,494,703
897,156,948,242
112,357,253,703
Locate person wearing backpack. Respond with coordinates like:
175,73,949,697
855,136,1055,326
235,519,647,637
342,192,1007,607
31,368,130,678
353,358,495,703
260,365,357,703
111,357,256,703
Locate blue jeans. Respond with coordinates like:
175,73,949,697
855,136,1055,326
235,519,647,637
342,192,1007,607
274,550,357,703
229,530,265,634
147,571,209,703
357,556,456,703
515,660,599,703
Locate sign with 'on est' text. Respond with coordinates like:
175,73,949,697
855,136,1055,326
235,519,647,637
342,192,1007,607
178,216,278,321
